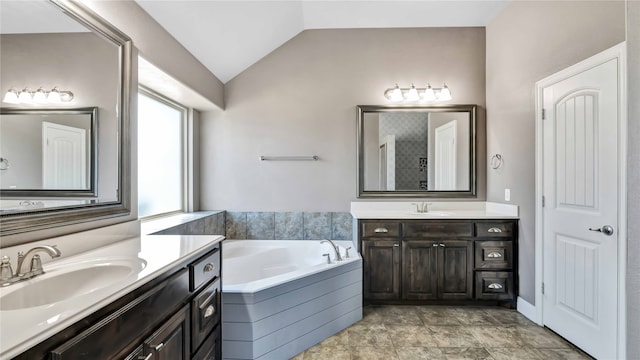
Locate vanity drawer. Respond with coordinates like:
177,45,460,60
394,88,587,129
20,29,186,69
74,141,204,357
190,247,220,291
361,221,401,238
403,221,473,238
475,271,514,300
191,278,221,354
475,241,513,269
475,222,515,238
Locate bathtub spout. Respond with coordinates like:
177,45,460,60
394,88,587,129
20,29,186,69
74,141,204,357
320,240,342,261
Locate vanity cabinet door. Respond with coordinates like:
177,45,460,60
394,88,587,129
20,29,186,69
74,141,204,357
143,306,190,360
362,239,401,300
402,240,438,300
438,240,474,300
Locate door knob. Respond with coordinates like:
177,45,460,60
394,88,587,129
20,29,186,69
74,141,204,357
589,225,614,236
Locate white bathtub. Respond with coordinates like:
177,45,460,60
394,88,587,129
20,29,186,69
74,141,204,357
222,240,362,360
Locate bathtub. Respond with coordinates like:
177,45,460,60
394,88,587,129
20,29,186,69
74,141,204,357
222,240,362,360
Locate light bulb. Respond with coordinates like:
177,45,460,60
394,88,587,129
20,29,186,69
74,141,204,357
18,89,32,104
390,84,403,102
48,88,62,103
423,84,436,101
439,84,452,101
3,89,19,104
33,88,47,104
406,84,419,101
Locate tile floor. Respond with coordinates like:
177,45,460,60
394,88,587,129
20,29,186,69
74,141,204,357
291,305,592,360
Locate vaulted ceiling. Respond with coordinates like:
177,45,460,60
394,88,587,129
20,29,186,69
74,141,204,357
135,1,509,83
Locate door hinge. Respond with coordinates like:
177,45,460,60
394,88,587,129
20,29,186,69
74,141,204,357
542,108,546,120
542,282,545,294
542,196,545,207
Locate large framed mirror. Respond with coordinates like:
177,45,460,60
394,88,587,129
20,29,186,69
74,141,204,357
357,105,477,198
0,0,132,238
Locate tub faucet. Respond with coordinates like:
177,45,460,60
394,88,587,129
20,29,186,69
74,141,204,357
320,240,342,261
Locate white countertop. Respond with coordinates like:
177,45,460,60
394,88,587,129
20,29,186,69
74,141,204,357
0,234,224,359
350,201,519,219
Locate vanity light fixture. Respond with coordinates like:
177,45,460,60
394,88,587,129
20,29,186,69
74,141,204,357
384,83,452,102
2,87,74,105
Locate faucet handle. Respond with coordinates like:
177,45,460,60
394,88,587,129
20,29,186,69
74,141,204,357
30,254,43,274
345,246,352,259
1,256,14,280
322,253,332,264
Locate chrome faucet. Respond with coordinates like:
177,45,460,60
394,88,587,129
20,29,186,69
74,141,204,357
412,202,432,213
320,240,343,261
1,245,61,286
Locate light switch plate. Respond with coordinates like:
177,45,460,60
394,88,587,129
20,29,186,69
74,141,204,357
505,188,511,202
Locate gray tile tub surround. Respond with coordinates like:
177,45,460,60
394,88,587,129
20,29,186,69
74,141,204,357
151,211,226,235
225,211,353,240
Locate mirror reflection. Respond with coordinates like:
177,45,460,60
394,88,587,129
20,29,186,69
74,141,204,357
358,105,476,198
0,0,121,209
0,0,132,240
0,108,97,196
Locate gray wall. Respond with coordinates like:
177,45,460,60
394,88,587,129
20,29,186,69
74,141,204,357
83,0,224,110
626,0,640,357
201,27,487,211
485,1,625,304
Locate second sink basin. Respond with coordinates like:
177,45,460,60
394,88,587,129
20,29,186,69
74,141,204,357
0,258,146,311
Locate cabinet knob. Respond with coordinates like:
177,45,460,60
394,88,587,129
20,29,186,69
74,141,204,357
374,227,389,233
487,283,503,290
204,304,215,318
487,227,503,233
487,252,502,258
203,263,215,273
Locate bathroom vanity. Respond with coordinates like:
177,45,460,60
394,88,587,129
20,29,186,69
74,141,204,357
0,235,223,360
352,202,518,307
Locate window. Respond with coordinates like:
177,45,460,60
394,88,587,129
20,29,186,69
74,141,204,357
137,89,186,218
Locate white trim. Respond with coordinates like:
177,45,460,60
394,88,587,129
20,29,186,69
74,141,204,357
534,42,627,359
516,297,540,325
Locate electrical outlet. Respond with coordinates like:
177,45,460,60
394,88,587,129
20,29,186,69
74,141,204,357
505,188,511,202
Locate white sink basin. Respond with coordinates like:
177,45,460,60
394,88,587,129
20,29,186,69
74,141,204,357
407,211,454,217
0,258,146,310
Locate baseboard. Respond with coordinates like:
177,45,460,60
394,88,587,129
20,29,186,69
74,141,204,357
517,297,539,324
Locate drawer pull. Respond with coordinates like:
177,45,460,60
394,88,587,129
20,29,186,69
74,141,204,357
374,227,389,233
487,252,503,258
488,227,503,233
139,354,152,360
204,304,215,318
393,243,399,247
488,283,503,290
203,263,215,273
154,343,165,351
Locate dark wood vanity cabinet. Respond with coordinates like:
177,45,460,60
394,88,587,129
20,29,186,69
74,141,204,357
19,243,222,360
362,239,401,300
359,219,517,306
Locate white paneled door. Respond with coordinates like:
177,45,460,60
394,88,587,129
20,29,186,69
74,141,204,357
541,54,621,359
42,122,87,189
434,120,457,190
